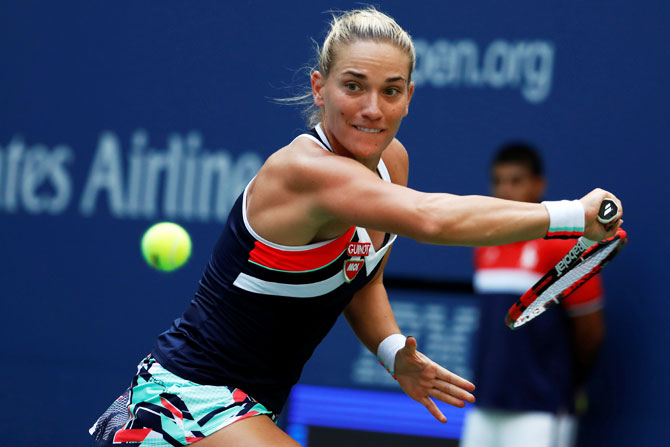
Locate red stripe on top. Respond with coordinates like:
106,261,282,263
249,226,356,272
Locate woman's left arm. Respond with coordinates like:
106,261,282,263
343,253,476,423
342,251,399,353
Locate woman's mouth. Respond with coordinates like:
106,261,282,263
354,126,382,134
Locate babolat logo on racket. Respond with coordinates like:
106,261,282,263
347,242,371,257
598,198,619,224
555,242,588,276
602,202,614,217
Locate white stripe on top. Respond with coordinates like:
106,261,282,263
234,270,346,298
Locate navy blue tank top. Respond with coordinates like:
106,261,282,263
152,125,396,413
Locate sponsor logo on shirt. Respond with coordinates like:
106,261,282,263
347,242,371,257
343,260,365,283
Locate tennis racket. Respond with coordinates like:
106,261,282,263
505,199,627,330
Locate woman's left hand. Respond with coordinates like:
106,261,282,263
394,336,476,423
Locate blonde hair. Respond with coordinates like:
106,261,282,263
279,7,415,128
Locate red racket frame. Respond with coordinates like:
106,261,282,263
505,228,627,330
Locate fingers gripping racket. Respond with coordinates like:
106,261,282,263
505,199,627,330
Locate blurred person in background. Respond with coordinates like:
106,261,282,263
460,142,606,447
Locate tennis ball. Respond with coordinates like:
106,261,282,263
141,222,192,272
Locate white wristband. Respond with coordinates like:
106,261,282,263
377,333,406,378
541,200,585,239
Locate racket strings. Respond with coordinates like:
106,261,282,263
523,240,621,317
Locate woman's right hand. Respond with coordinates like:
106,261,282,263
580,188,623,241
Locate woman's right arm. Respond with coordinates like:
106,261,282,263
248,139,622,247
294,147,622,246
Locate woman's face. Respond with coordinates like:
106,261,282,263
312,40,414,166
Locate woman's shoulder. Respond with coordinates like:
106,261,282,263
382,138,409,186
258,133,340,190
263,133,409,187
262,132,323,166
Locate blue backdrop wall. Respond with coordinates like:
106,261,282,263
1,1,668,446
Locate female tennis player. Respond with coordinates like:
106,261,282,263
90,7,622,447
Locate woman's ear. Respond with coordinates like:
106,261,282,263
403,81,415,117
311,71,325,106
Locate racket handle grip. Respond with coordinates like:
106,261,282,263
583,198,620,244
597,198,619,224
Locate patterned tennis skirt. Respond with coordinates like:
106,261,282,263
89,355,276,446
